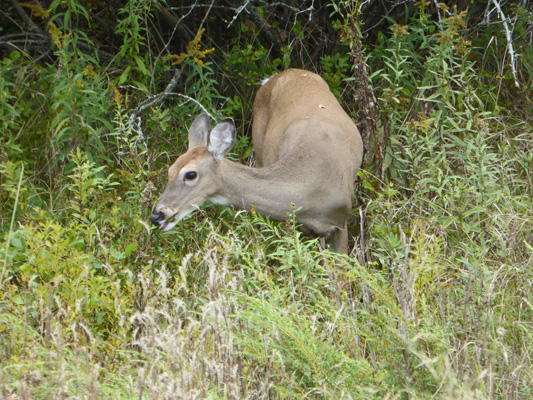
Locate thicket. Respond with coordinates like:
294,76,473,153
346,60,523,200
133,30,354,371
1,0,532,398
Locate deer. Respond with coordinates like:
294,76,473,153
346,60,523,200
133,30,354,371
149,69,364,254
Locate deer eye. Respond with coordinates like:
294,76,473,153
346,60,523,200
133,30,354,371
185,171,197,180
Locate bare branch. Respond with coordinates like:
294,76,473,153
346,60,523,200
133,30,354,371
152,0,192,43
198,0,216,32
247,6,282,56
124,68,215,148
129,69,183,119
171,94,215,120
9,0,44,35
431,0,442,25
490,0,520,88
296,0,315,22
227,0,251,28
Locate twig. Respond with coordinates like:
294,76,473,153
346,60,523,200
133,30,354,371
295,0,315,21
198,0,215,32
358,207,366,267
152,0,192,43
361,0,414,35
227,0,251,28
129,68,183,119
247,6,282,55
0,38,48,49
1,163,24,287
262,2,304,13
123,69,214,147
9,0,44,35
431,0,442,25
172,94,215,120
490,0,520,88
0,33,47,41
152,0,195,87
126,69,183,146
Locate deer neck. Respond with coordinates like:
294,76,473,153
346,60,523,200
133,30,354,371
212,158,299,221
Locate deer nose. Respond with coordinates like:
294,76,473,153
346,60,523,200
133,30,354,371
149,209,164,225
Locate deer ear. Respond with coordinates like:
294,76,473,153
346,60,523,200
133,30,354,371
188,114,211,149
208,118,236,159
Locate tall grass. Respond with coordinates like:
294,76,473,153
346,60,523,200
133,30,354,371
1,0,533,399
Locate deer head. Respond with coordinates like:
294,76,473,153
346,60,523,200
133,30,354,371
149,114,235,231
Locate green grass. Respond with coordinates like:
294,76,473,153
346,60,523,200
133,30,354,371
1,1,533,398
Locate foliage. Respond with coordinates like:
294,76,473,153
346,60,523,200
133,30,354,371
1,0,533,399
115,0,155,87
364,3,533,397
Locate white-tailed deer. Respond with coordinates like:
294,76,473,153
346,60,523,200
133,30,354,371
150,69,363,253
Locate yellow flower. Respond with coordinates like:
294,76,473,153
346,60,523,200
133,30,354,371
167,29,215,67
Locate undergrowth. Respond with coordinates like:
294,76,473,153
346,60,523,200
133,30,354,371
1,0,533,399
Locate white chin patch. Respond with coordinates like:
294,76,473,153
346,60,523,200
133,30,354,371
158,208,195,232
160,219,179,232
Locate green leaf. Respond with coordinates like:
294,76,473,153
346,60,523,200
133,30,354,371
118,66,131,84
125,242,138,258
134,56,149,75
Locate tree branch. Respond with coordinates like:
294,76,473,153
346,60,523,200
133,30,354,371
489,0,520,88
129,68,184,120
9,0,44,35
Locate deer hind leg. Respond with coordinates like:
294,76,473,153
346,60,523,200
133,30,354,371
329,222,349,254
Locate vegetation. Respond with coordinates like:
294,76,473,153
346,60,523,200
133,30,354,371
1,0,532,398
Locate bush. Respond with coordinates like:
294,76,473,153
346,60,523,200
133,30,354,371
1,0,532,398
